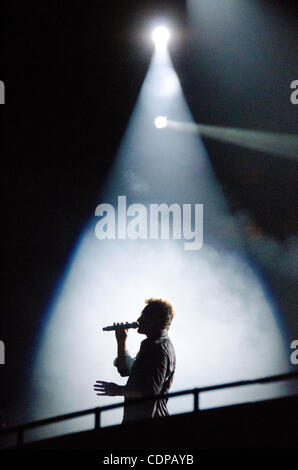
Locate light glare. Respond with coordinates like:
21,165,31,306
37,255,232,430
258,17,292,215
152,26,170,50
154,116,168,129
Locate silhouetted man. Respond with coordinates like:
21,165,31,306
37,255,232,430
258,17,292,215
93,298,176,422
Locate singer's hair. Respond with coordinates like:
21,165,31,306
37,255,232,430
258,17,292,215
144,298,175,330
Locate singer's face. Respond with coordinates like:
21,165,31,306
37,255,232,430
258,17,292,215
137,308,157,335
137,309,152,335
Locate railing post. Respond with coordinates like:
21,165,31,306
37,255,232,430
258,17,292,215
193,388,199,413
17,428,24,448
95,408,101,430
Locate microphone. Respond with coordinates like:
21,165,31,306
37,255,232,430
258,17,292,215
102,322,139,332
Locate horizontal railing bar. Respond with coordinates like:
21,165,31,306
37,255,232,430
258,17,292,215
0,407,100,434
1,370,298,437
196,370,298,393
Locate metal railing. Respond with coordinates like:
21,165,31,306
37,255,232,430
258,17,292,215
1,370,298,448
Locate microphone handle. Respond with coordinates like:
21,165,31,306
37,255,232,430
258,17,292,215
102,322,139,332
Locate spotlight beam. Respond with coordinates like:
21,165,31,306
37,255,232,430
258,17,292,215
152,26,170,51
155,118,298,159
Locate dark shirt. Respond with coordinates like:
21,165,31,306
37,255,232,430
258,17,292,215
114,330,176,422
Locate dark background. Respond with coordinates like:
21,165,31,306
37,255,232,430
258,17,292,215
1,0,298,427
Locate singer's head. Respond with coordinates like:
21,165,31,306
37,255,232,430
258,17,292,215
137,298,175,336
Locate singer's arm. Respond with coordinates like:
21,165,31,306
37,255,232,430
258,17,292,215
93,381,143,398
113,323,134,377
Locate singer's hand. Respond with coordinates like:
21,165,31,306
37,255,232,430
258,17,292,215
114,322,128,343
93,380,123,397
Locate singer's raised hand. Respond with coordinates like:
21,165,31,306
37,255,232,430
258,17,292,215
93,380,122,396
114,322,128,343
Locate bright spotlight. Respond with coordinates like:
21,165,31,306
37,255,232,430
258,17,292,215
154,116,168,129
152,26,170,50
